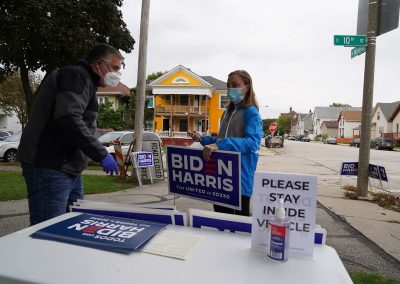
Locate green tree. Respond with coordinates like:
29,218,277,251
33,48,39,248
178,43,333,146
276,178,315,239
146,71,167,83
330,102,352,107
0,71,41,129
0,0,135,116
276,116,291,135
97,100,127,130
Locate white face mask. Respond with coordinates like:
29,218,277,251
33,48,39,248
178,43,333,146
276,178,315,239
104,71,121,87
101,61,121,87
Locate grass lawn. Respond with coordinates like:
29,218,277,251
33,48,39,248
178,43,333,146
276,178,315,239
0,171,134,201
350,271,400,284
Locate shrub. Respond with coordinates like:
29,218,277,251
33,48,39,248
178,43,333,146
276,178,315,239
342,185,359,200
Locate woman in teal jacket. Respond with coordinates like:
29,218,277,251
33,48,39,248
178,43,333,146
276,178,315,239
194,70,263,216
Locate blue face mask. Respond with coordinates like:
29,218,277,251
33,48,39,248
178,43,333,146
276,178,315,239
227,88,244,103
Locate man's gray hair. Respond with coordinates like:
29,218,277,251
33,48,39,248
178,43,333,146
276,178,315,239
86,43,124,63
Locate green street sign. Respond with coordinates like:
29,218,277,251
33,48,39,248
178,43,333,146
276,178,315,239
351,46,366,58
334,35,366,47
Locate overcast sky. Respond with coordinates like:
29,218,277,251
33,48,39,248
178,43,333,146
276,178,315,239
119,0,400,119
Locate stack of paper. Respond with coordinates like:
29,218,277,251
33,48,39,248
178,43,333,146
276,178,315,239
142,230,205,260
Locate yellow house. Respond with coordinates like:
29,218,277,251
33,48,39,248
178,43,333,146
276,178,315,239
149,65,228,137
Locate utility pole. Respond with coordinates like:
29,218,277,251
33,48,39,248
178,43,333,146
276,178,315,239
131,0,150,183
134,0,150,153
357,0,379,197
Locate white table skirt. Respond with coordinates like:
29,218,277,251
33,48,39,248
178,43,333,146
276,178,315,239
0,212,352,284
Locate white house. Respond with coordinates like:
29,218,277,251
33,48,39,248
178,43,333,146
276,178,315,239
338,110,361,138
312,106,361,139
96,82,130,110
291,113,298,135
296,112,313,136
0,110,22,133
296,113,307,135
390,105,400,140
320,121,338,138
312,107,342,137
370,101,400,139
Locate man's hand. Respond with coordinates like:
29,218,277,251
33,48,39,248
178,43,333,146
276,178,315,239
100,153,119,176
203,143,218,161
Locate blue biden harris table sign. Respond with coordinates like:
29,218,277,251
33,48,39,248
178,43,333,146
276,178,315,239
167,146,241,210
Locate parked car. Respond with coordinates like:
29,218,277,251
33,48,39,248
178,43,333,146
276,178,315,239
267,136,284,148
0,130,13,141
349,138,360,147
95,128,114,139
295,134,310,142
0,132,21,162
288,136,296,141
264,135,271,147
323,138,337,145
370,137,394,150
97,131,162,158
295,135,304,141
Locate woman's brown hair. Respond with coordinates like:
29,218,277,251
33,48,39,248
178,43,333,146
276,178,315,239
226,70,259,111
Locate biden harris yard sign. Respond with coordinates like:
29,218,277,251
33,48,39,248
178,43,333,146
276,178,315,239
167,146,241,210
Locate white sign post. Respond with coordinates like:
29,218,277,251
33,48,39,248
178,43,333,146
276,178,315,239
251,172,317,257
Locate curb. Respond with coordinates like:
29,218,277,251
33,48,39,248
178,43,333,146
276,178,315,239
317,201,400,267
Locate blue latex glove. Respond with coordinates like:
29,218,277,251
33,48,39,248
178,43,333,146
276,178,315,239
100,153,119,176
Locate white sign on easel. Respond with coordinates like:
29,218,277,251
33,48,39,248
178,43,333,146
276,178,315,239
251,172,317,256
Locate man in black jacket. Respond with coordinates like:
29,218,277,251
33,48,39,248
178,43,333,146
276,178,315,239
18,43,121,225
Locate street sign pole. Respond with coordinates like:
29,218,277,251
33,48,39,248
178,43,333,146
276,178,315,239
357,0,379,197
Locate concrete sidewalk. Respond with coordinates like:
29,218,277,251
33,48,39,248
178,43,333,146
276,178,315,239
317,181,400,262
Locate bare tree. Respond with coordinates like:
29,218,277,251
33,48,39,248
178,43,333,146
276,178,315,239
0,71,41,129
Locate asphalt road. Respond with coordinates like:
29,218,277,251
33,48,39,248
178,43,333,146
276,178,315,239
258,139,400,178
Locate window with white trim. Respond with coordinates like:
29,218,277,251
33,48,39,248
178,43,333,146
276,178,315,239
147,96,154,108
172,76,189,84
219,94,229,109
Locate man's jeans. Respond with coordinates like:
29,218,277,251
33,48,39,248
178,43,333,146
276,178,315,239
21,163,84,226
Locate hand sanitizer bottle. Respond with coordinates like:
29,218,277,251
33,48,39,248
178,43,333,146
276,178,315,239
267,198,290,263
